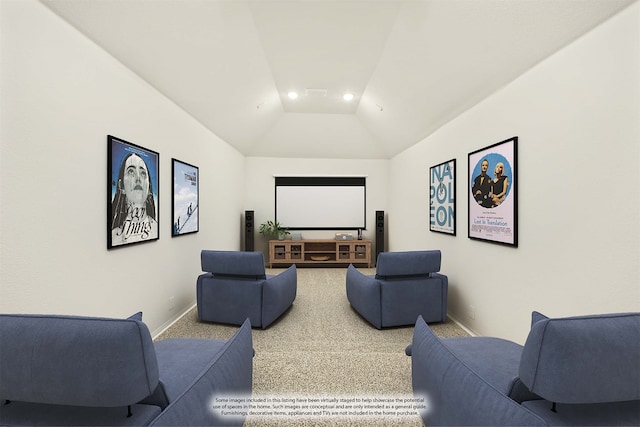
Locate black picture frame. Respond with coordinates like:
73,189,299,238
429,158,456,235
107,135,159,249
172,159,199,236
468,136,518,247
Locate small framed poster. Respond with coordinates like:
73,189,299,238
429,158,456,235
172,159,199,236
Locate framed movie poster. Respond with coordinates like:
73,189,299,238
468,136,518,247
429,158,456,235
172,159,199,236
107,135,159,249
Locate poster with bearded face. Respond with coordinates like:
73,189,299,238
108,135,159,249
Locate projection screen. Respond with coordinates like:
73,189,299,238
275,176,366,230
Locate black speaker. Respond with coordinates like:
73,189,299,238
375,210,385,263
244,210,254,251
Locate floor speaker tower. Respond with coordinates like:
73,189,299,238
244,210,254,251
375,210,385,264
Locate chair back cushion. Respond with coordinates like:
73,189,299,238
0,314,159,407
519,312,640,404
375,250,441,279
201,250,266,279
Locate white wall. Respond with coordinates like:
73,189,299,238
244,157,388,257
0,1,246,336
1,1,638,344
389,2,640,343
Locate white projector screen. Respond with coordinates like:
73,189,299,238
275,177,366,230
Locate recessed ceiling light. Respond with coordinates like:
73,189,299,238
287,91,299,100
343,93,354,102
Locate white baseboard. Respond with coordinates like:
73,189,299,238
446,313,479,337
152,305,478,339
152,303,196,339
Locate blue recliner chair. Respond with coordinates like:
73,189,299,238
0,313,253,426
197,250,297,329
346,250,448,329
407,311,640,426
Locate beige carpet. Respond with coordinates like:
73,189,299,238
156,267,469,426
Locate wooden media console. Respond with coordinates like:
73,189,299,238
268,239,371,268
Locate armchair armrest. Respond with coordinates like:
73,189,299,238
346,264,382,329
149,319,253,427
262,265,297,329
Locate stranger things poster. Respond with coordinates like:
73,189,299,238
468,137,518,247
107,135,159,249
429,159,456,235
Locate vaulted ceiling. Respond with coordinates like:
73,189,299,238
41,0,636,159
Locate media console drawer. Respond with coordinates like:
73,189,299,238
268,239,371,268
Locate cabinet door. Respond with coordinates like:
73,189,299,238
289,244,303,260
338,243,352,261
273,243,286,260
354,243,368,260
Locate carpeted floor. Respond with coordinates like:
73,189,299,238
156,267,469,426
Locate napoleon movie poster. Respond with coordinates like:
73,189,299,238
430,159,456,235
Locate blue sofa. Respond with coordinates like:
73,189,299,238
197,250,297,329
0,313,253,426
346,250,448,328
407,312,640,426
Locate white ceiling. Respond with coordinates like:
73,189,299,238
41,0,636,159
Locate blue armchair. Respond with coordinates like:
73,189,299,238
346,250,448,329
407,312,640,426
197,250,297,329
0,313,253,426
